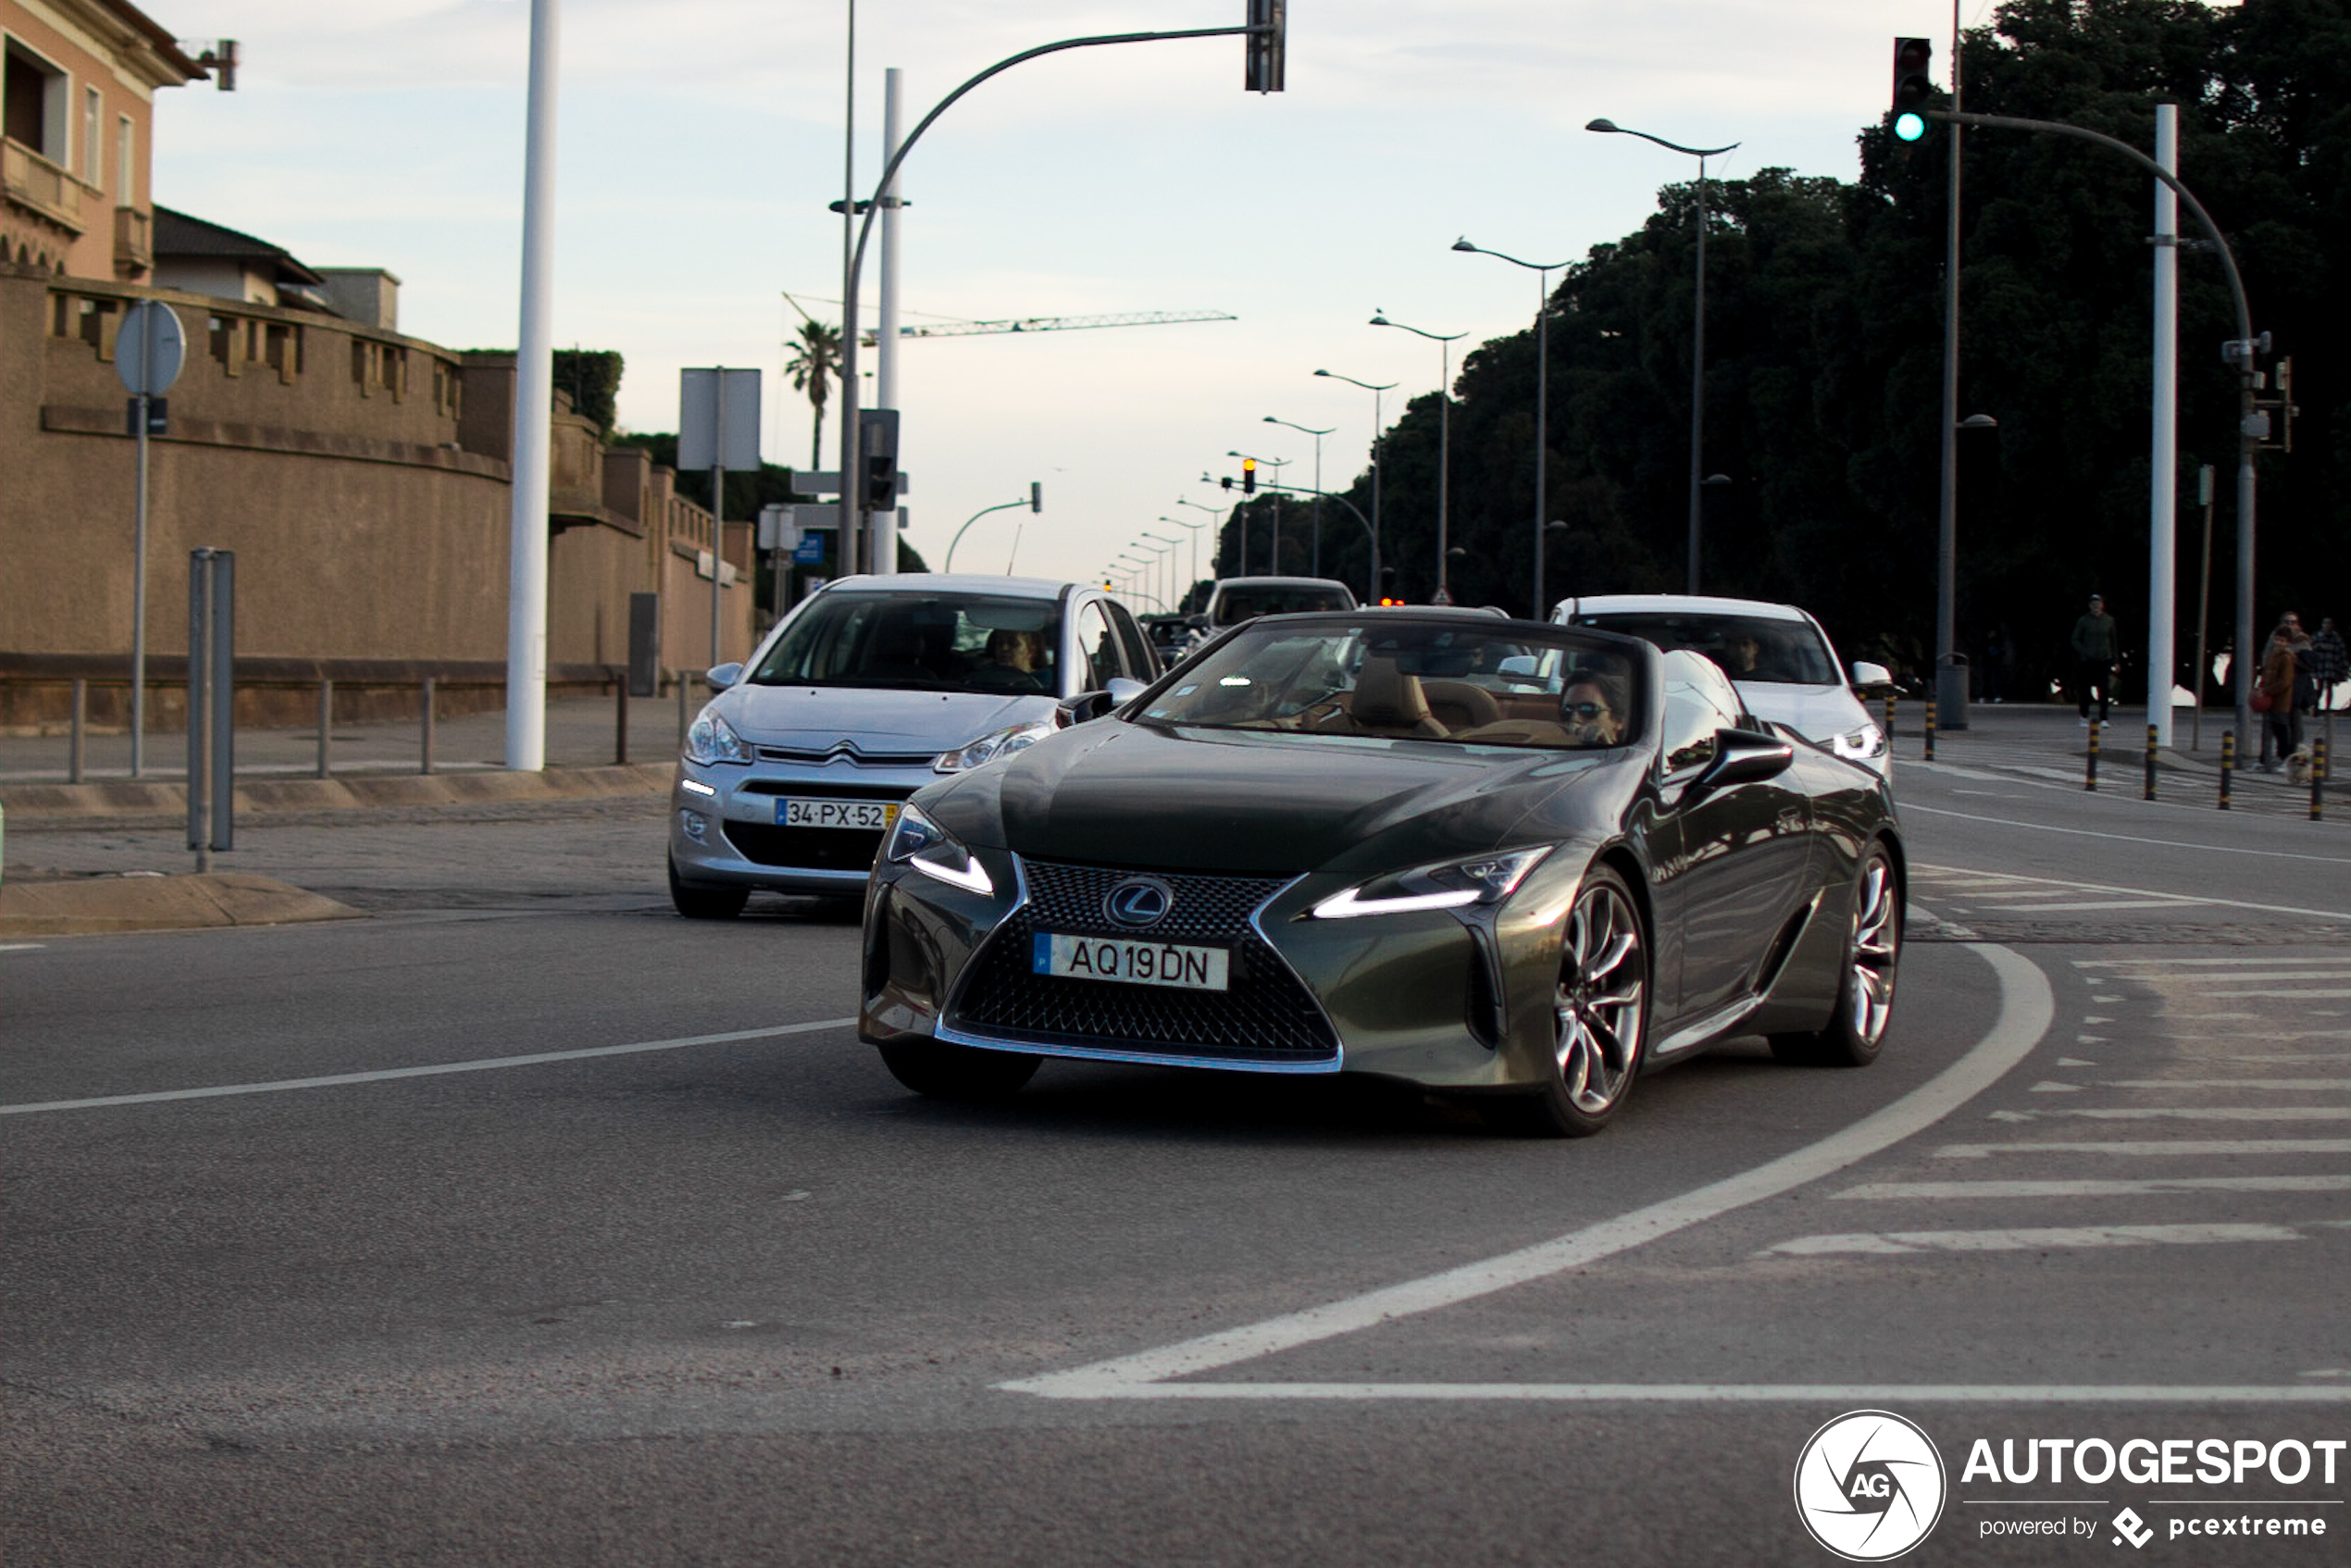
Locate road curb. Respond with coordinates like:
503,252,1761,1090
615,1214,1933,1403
0,872,366,937
0,763,676,820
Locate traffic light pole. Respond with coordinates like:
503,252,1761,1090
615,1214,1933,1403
833,18,1278,586
1927,107,2260,764
1934,2,1967,728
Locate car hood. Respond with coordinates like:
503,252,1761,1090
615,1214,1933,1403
1735,681,1868,742
721,684,1054,755
971,720,1616,874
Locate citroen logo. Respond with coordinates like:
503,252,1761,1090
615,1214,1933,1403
1104,877,1174,928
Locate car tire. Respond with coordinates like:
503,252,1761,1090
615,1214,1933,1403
1770,840,1901,1068
877,1039,1041,1101
668,854,749,920
1501,864,1649,1138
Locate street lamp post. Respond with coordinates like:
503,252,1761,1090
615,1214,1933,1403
1586,118,1739,596
1453,238,1569,618
1159,516,1205,606
1226,451,1288,573
1263,417,1333,575
1176,496,1231,579
1314,369,1395,595
1368,313,1467,600
1143,530,1182,608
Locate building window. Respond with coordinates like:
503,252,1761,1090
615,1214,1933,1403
116,113,131,200
81,84,99,183
4,39,68,160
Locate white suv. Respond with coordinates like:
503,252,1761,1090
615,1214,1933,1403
1550,593,1892,778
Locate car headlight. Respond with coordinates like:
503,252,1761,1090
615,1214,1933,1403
1310,847,1552,920
1831,722,1886,762
934,720,1056,775
684,706,753,765
883,803,993,896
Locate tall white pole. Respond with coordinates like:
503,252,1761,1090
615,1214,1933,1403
875,66,903,578
2147,102,2179,747
504,0,560,771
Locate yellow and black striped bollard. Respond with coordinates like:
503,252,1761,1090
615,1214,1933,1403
2313,738,2329,823
2085,716,2100,790
1883,690,1897,750
2144,722,2159,801
1922,695,1937,763
2218,730,2234,811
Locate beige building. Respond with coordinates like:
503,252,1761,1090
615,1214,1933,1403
1,0,754,734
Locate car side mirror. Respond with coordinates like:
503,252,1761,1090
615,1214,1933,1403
704,662,744,691
1695,728,1795,789
1105,678,1149,706
1059,679,1146,725
1849,661,1892,690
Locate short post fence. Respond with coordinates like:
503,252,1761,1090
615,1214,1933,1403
2314,738,2329,823
2084,716,2100,790
2144,722,2159,801
68,677,87,784
184,549,235,869
1922,696,1937,762
420,675,438,775
2219,730,2234,810
316,679,334,778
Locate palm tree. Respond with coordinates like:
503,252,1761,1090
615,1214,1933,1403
783,319,842,472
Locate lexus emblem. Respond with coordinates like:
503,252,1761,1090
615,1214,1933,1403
1104,877,1174,928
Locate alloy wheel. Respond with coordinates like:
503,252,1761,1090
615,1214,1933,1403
1847,852,1899,1046
1555,879,1647,1114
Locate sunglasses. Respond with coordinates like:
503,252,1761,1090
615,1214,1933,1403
1564,701,1609,720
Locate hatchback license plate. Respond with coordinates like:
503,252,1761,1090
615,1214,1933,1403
1033,933,1230,991
778,797,900,830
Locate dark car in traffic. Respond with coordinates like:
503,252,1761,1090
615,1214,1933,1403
858,610,1902,1135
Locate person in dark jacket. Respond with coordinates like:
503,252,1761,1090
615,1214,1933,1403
2258,613,2307,769
2071,593,2119,726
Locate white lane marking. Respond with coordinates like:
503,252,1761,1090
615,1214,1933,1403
1992,1108,2351,1123
2097,1078,2351,1090
1000,944,2053,1400
1905,804,2351,868
2207,989,2351,1000
2098,972,2351,984
1767,1223,2306,1254
1936,1139,2351,1159
0,1017,860,1114
1082,1383,2351,1403
1970,900,2191,913
1834,1176,2351,1199
0,942,47,953
2076,957,2351,968
2029,1081,2084,1092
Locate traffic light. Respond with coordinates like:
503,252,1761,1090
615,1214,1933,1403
1245,0,1285,93
859,408,900,510
1377,566,1401,605
1030,481,1042,513
1891,37,1933,142
1242,458,1257,495
1221,475,1234,492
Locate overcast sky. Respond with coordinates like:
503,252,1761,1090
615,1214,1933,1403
152,1,1985,596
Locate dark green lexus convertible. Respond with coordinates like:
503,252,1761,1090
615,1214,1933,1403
858,610,1901,1135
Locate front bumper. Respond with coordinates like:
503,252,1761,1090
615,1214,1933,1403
861,845,1591,1090
669,754,939,895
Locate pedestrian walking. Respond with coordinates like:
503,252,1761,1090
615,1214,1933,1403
2309,616,2346,740
2256,612,2307,770
2071,592,2118,726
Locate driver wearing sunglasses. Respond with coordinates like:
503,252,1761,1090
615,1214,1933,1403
1561,679,1623,747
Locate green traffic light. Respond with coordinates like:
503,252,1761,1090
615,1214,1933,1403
1894,111,1927,143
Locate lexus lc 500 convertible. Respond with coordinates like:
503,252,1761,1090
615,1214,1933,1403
858,610,1904,1136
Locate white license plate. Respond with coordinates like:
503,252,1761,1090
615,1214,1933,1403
778,797,901,830
1032,933,1230,991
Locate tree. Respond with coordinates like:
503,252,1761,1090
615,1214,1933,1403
783,319,841,471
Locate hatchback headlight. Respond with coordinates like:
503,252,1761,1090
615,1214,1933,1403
685,706,753,765
1311,847,1552,920
935,720,1055,775
883,803,993,896
1831,722,1886,762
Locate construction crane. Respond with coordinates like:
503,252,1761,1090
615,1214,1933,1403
866,309,1236,345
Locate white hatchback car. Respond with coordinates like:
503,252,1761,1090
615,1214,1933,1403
1550,593,1892,778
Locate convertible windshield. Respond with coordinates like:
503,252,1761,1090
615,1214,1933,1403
1138,619,1639,749
1565,611,1837,686
750,592,1062,693
1211,581,1356,626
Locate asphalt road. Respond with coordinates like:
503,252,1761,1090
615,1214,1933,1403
6,749,2348,1566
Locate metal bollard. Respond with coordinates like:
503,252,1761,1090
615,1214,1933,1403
68,677,86,783
2145,722,2159,801
2085,716,2101,790
676,670,690,754
420,676,437,775
1882,689,1897,746
2218,730,2234,810
2314,738,2330,823
616,674,630,766
1922,696,1937,762
316,678,334,778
